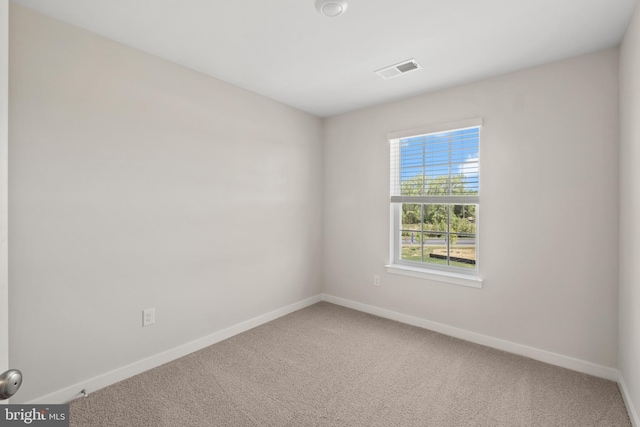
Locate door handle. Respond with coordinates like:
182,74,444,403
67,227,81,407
0,369,22,400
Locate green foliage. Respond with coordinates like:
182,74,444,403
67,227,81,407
399,174,477,268
400,174,476,235
401,204,476,235
400,174,477,198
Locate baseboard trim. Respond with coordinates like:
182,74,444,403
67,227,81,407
619,372,640,427
322,294,619,382
28,294,323,404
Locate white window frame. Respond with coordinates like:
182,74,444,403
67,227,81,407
385,118,483,288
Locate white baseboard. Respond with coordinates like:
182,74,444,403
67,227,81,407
619,372,640,427
322,294,619,382
28,294,323,404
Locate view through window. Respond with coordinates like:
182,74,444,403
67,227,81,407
390,123,480,273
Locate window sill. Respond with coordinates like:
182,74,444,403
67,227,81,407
385,264,483,289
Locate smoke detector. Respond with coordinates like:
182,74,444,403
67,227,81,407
375,59,422,80
315,0,348,17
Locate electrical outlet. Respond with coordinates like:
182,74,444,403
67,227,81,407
142,308,155,327
373,275,380,286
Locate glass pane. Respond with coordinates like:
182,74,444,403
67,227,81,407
452,128,479,195
424,233,448,266
425,134,450,162
424,166,449,195
401,231,422,262
424,141,449,166
400,175,425,196
400,137,425,196
401,203,422,263
454,160,479,195
396,127,479,271
401,204,422,231
449,234,476,269
423,204,448,233
450,205,477,235
399,127,479,198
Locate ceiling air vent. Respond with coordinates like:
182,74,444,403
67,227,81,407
375,58,422,80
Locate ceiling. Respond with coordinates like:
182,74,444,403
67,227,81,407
10,0,639,118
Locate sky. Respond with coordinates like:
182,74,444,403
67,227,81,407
400,127,479,194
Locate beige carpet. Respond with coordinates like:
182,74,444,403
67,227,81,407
69,302,631,426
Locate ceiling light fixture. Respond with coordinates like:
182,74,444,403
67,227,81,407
315,0,348,17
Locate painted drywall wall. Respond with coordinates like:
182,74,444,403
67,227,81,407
8,5,323,403
620,2,640,422
323,49,620,367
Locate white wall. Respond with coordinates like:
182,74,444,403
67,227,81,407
8,5,323,403
620,2,640,422
323,49,620,368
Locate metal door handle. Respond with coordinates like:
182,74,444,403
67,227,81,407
0,369,22,400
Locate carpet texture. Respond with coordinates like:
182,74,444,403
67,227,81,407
69,302,631,426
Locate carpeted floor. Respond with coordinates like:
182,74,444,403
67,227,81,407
69,302,631,426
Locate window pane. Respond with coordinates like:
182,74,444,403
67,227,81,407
401,204,422,231
400,176,424,196
392,125,480,274
424,168,449,195
423,204,448,233
401,203,422,262
424,233,448,266
401,231,422,262
450,205,476,235
449,234,476,269
451,161,478,195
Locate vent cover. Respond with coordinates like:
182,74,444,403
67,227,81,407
375,59,422,80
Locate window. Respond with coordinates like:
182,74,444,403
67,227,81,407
387,118,482,287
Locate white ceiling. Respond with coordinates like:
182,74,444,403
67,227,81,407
10,0,639,117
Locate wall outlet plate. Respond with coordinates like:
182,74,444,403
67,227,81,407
143,308,155,327
374,275,380,286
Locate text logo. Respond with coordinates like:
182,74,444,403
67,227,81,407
0,405,69,426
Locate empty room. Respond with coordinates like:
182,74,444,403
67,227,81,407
1,0,640,426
